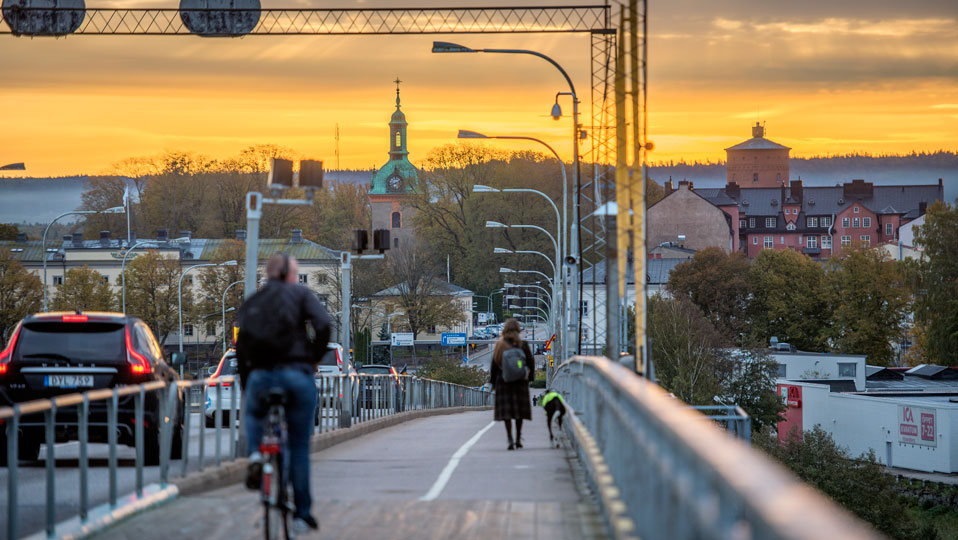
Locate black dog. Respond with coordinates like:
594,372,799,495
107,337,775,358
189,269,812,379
540,391,566,446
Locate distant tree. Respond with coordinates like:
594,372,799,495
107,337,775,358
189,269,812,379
647,294,730,405
386,242,465,340
416,358,487,387
747,249,830,351
52,266,116,312
124,251,188,346
824,247,908,365
305,180,371,250
0,249,42,335
377,323,389,341
79,176,130,238
667,247,752,340
910,200,958,365
193,239,245,344
0,224,19,241
719,349,784,432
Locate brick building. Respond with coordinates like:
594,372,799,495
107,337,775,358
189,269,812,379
647,181,735,252
725,122,790,188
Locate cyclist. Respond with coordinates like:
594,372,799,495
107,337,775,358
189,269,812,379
237,252,331,534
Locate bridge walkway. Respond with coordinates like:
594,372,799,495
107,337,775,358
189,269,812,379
94,410,606,540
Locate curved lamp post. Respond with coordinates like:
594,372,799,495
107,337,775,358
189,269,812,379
42,206,125,311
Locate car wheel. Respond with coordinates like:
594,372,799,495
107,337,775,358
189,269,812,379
0,432,41,466
170,422,184,460
144,426,161,466
205,413,217,428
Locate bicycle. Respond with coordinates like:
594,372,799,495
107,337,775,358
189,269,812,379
258,387,293,540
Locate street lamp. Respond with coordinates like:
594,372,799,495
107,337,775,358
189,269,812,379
0,163,25,170
494,247,556,275
500,267,553,286
434,40,582,354
121,236,189,314
42,206,125,311
222,280,244,350
178,260,237,376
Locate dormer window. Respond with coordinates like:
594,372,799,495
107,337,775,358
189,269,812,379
854,206,860,214
786,223,796,231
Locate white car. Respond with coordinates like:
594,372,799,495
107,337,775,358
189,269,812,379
204,349,240,428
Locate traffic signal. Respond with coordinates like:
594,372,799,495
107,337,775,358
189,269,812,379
268,158,293,188
373,229,390,252
299,159,324,188
353,229,369,253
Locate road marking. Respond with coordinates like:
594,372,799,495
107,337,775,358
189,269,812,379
419,421,494,502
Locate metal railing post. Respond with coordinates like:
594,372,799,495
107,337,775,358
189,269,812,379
215,381,223,467
198,381,206,471
45,404,57,538
134,385,144,498
181,383,192,477
230,377,238,458
108,389,118,507
7,406,20,540
79,395,89,522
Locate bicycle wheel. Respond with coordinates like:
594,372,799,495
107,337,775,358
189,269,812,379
262,454,289,540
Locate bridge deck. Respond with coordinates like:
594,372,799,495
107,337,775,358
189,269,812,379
95,411,606,539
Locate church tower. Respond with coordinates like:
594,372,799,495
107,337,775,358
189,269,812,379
370,78,419,251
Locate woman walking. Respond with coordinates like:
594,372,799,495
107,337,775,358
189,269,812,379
490,318,535,450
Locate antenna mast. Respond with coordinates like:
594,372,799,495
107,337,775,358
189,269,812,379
335,123,341,170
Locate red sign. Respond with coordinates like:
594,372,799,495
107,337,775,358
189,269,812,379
899,406,936,447
776,384,803,443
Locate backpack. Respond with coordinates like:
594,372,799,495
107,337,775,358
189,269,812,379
237,286,296,366
501,345,528,383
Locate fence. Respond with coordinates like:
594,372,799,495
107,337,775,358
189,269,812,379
552,356,877,540
691,405,752,443
1,373,491,540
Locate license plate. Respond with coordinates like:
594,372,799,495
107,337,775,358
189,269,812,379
44,374,94,388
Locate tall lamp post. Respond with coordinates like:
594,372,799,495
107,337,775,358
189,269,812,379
221,280,244,351
178,260,237,377
434,41,582,355
42,206,125,311
121,236,189,314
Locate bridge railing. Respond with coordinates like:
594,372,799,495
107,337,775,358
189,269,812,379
552,356,878,540
1,373,491,540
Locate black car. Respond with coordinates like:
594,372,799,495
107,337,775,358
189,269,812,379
357,364,403,409
0,311,186,466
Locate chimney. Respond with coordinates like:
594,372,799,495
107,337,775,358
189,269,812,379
780,184,787,207
236,229,247,241
15,232,26,243
752,122,764,138
99,230,111,246
156,229,168,242
665,177,674,195
179,230,191,241
843,179,873,198
62,235,72,242
72,232,83,247
919,202,928,215
291,229,303,243
725,182,740,199
789,180,803,204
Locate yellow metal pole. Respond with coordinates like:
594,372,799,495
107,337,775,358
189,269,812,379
628,0,648,375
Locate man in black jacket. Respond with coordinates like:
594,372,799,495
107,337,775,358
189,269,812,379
237,252,331,533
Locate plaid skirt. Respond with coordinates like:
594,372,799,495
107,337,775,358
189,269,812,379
493,379,532,421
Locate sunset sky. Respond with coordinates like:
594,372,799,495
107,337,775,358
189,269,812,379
1,0,956,177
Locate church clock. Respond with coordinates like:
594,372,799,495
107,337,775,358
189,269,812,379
388,175,403,192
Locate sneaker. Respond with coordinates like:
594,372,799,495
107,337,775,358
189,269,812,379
291,515,319,535
507,443,515,451
245,452,263,490
515,439,523,449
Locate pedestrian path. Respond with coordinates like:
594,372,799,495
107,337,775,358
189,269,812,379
94,411,606,539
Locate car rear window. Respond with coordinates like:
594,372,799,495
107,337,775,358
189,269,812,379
218,354,238,376
318,348,339,367
360,366,391,375
18,322,125,362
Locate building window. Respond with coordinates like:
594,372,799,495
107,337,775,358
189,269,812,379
394,131,401,148
838,363,856,377
393,238,399,248
298,274,308,284
807,217,818,227
776,173,781,183
53,275,64,286
852,217,860,228
860,235,870,246
391,211,401,229
863,217,871,228
776,364,787,378
784,208,790,215
427,325,436,334
821,217,831,227
842,217,850,228
753,173,759,183
765,217,776,228
854,206,860,214
885,222,893,236
582,300,589,316
101,274,110,284
786,223,796,231
822,236,832,249
764,236,773,249
206,323,216,336
841,235,851,246
780,236,785,245
183,324,194,337
806,236,817,249
752,236,758,245
749,218,755,228
739,219,746,229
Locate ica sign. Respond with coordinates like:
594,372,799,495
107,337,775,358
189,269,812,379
899,406,936,447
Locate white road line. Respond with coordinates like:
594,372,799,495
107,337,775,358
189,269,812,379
419,421,495,502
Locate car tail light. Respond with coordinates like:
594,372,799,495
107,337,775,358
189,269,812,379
0,322,22,375
62,314,88,322
125,327,151,375
209,359,232,386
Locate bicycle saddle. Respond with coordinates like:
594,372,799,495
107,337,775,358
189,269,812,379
265,387,288,406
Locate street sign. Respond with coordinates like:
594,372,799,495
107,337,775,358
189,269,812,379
391,332,414,346
442,332,467,346
548,355,554,367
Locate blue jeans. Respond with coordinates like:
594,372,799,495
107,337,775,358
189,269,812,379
245,366,317,520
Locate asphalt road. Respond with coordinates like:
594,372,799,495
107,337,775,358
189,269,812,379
96,410,606,540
